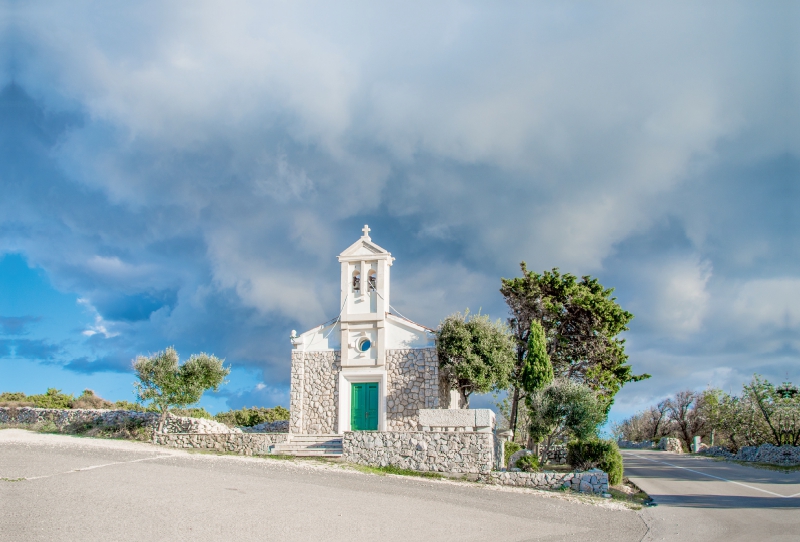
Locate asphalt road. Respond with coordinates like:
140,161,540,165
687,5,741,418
0,430,646,542
622,449,800,541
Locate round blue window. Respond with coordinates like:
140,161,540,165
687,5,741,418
358,338,371,352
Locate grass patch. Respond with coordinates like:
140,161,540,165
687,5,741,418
606,477,650,509
348,463,445,479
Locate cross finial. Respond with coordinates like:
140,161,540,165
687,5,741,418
362,224,371,239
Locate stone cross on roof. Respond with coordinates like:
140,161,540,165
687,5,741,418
361,224,371,239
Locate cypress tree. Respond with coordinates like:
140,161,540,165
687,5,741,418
520,320,553,393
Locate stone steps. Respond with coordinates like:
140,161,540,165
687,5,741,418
272,434,343,457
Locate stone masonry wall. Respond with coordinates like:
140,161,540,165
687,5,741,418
154,432,288,455
0,407,237,434
617,440,657,450
479,470,609,494
289,350,340,434
385,348,439,431
343,431,494,474
658,437,684,453
702,444,800,465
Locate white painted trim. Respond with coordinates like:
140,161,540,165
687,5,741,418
337,368,387,435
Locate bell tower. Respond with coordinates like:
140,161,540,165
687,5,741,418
337,225,394,367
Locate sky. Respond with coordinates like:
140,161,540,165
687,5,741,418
1,2,797,421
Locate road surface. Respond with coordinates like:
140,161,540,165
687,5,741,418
1,430,645,542
623,449,800,541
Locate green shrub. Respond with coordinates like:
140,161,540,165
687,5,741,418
113,400,150,411
214,406,290,427
567,439,624,485
29,388,75,409
515,454,540,472
171,407,214,419
72,389,114,409
504,441,522,467
0,392,33,407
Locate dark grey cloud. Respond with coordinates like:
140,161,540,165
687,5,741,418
0,316,41,335
8,338,62,360
63,356,131,374
0,2,797,414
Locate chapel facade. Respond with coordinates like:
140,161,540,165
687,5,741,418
288,226,446,435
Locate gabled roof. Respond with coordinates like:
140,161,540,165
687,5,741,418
386,312,435,333
338,231,393,262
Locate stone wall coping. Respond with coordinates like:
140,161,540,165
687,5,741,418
418,408,496,431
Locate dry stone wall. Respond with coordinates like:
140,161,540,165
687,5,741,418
289,350,340,434
479,470,609,494
617,440,656,449
343,430,495,474
385,349,439,431
0,407,233,432
702,444,800,465
154,432,288,455
240,420,289,433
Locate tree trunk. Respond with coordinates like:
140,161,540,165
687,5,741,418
510,386,520,436
157,409,168,434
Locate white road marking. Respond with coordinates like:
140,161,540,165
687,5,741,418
24,455,171,481
625,452,799,499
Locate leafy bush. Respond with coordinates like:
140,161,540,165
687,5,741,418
65,417,151,442
214,406,290,427
171,407,214,419
113,400,150,412
515,454,540,472
0,392,33,407
567,439,624,485
504,441,522,467
72,389,114,409
29,388,75,409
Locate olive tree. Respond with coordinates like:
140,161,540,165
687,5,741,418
133,347,230,433
437,311,515,408
526,379,606,462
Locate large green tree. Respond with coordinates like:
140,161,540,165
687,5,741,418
501,264,648,433
436,311,515,408
133,347,230,433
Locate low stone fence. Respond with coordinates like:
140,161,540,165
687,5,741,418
702,444,800,465
0,407,291,435
0,407,240,434
1,407,159,429
154,432,289,455
343,431,495,474
617,440,656,449
241,420,290,433
480,469,608,494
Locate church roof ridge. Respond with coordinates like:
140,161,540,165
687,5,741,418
338,225,394,261
386,311,435,333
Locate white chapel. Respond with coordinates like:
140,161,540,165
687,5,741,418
288,226,444,435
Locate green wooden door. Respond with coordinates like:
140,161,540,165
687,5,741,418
351,382,379,431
